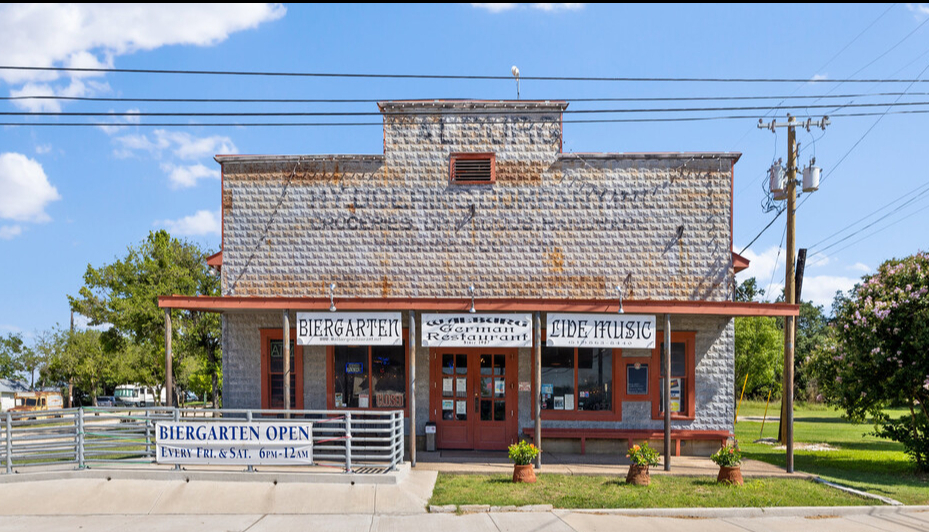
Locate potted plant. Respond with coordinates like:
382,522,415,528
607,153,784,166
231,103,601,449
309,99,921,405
508,440,541,483
710,442,743,485
625,441,660,486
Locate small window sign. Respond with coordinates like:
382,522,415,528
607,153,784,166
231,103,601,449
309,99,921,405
627,364,648,395
345,362,364,374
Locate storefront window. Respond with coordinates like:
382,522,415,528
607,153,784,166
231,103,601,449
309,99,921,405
541,347,612,412
649,332,696,420
332,344,406,409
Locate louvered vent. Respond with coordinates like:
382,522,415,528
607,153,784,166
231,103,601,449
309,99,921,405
450,153,495,184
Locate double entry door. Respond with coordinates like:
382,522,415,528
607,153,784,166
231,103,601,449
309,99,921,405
431,349,518,450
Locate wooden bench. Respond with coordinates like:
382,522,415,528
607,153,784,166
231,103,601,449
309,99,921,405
521,428,730,456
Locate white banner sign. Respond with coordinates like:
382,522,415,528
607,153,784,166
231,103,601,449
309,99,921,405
422,313,532,347
546,313,656,349
296,312,402,346
156,421,313,465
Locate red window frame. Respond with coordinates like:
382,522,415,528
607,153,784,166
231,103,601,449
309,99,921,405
259,328,305,410
649,331,696,420
325,329,410,414
531,332,622,421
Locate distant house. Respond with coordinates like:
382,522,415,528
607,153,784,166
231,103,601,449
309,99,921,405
0,378,29,412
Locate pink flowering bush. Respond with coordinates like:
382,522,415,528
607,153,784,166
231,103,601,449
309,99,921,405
810,252,929,471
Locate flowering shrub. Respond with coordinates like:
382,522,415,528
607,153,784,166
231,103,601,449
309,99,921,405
710,443,742,467
809,251,929,471
626,442,660,467
508,440,540,465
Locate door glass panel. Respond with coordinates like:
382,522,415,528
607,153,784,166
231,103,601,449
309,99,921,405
456,354,467,375
480,398,492,421
333,346,368,408
481,377,492,398
494,377,505,398
442,354,454,375
480,355,492,375
494,354,505,375
494,400,506,421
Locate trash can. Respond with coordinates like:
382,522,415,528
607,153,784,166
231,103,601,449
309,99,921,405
425,422,437,452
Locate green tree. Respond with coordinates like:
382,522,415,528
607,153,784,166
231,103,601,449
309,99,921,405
812,252,929,470
733,278,783,398
795,301,830,400
68,230,220,404
0,332,26,381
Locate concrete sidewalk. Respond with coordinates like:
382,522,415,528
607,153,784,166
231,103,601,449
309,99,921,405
2,508,929,532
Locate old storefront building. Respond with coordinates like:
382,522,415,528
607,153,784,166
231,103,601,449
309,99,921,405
160,100,795,457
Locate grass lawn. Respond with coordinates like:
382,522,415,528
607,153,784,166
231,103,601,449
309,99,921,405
736,400,929,505
429,474,873,509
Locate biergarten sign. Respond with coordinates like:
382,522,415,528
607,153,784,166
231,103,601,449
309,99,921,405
422,313,532,347
296,312,402,346
156,421,313,465
546,313,656,349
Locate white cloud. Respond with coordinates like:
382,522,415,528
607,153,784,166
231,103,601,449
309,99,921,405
471,3,583,12
161,163,219,189
531,3,584,11
736,245,864,309
0,225,23,240
0,153,61,223
810,73,828,83
113,129,237,160
472,3,518,12
0,4,287,84
907,4,929,17
848,262,871,274
35,144,52,155
155,131,238,160
802,275,861,310
99,109,142,135
156,210,221,236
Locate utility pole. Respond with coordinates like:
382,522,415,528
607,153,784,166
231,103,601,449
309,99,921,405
757,114,828,474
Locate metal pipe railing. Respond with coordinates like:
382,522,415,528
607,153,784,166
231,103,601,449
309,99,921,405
1,406,403,474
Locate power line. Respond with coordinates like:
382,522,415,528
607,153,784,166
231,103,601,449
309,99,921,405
7,64,929,83
807,180,929,250
8,91,929,104
10,106,929,128
8,99,929,118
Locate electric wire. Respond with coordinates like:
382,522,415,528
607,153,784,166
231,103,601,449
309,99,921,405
807,180,929,251
807,202,929,267
8,64,929,83
7,91,929,104
8,99,929,117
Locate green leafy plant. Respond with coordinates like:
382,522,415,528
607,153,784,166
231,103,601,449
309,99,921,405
626,441,660,467
508,440,541,465
711,443,742,467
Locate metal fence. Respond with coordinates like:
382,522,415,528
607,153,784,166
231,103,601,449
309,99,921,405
1,407,404,474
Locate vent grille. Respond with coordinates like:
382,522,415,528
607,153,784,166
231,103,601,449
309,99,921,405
451,154,495,184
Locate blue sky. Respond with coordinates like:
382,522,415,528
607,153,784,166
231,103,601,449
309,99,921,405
2,3,929,339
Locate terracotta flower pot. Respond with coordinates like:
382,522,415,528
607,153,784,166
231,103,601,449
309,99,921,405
625,464,650,486
512,464,537,483
717,466,743,485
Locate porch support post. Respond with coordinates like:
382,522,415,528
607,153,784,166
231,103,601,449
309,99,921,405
534,311,542,470
165,309,173,408
283,309,291,418
664,314,671,471
409,311,417,467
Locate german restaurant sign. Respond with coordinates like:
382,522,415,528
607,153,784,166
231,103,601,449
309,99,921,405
546,313,656,349
422,313,532,347
296,312,402,346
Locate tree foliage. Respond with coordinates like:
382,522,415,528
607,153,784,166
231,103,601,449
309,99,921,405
0,333,27,381
810,252,929,470
734,278,783,398
68,230,220,402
